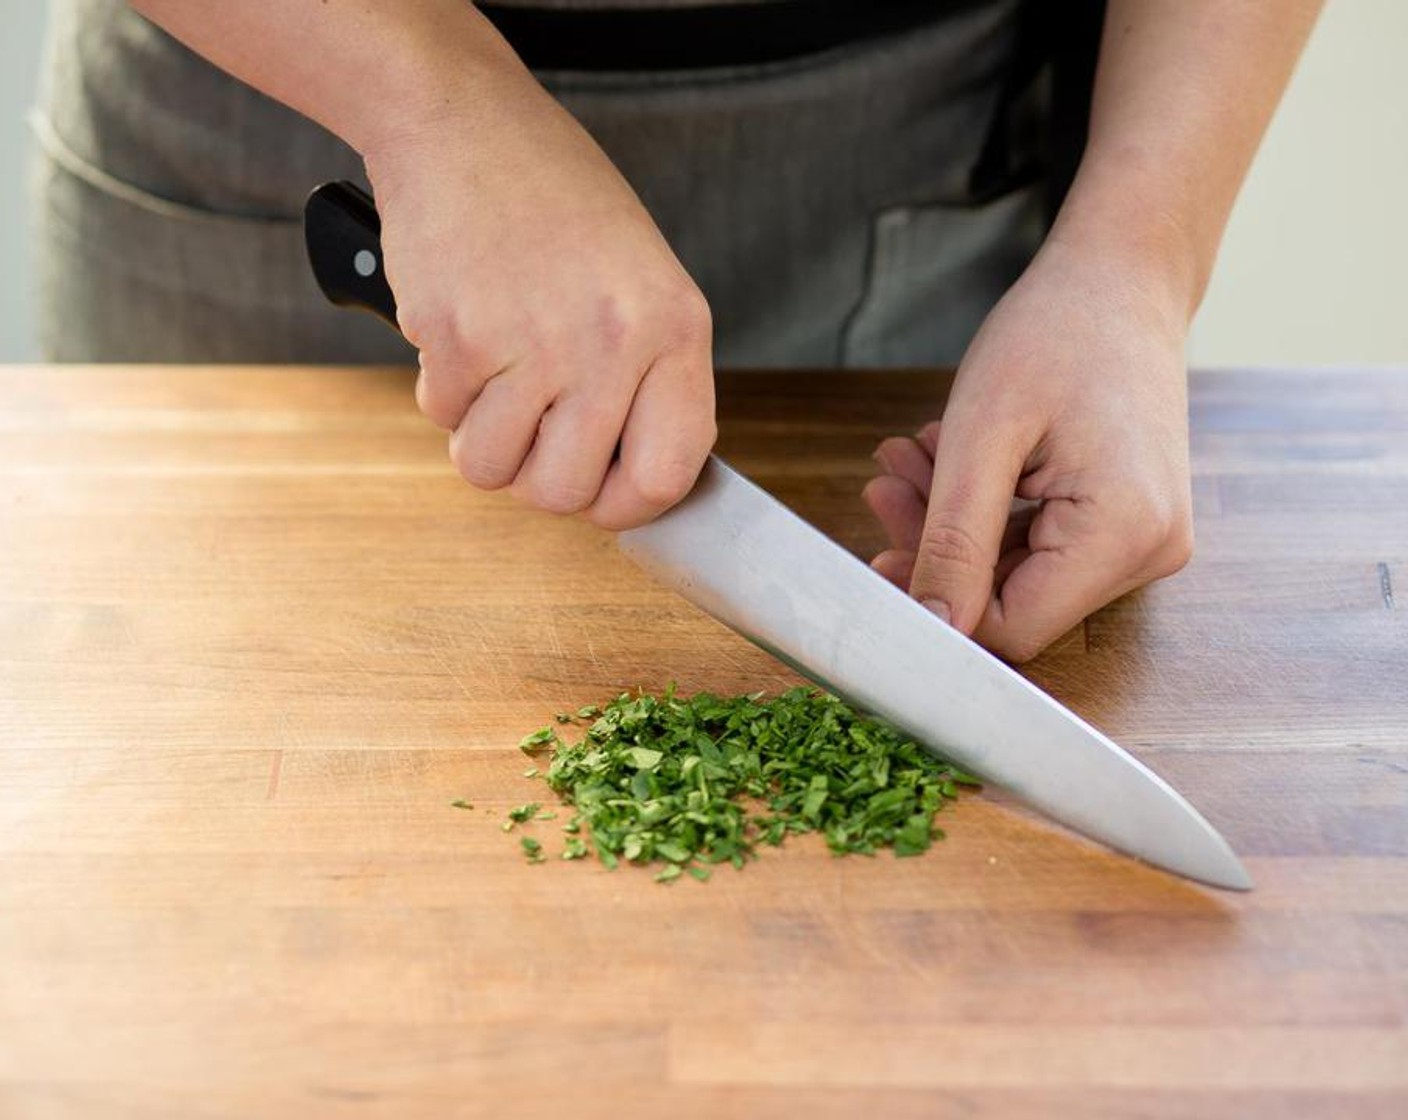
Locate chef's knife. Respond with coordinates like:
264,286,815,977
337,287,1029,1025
304,180,1251,891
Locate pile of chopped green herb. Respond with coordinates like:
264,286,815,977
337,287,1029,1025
495,686,978,882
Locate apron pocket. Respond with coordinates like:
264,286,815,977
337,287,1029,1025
841,181,1046,368
30,116,409,363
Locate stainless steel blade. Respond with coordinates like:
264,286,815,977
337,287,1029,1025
618,456,1251,890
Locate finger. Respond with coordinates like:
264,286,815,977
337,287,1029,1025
1000,501,1039,555
985,504,1039,597
416,352,496,431
916,420,941,457
510,386,629,515
972,497,1124,662
907,413,1031,634
872,437,934,496
447,369,548,491
992,545,1030,592
861,474,927,552
870,548,915,589
869,502,1033,598
585,350,716,531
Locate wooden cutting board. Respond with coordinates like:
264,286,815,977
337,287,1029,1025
0,364,1405,1119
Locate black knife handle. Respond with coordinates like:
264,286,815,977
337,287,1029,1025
304,181,399,328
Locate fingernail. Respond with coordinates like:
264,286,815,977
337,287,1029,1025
922,599,952,625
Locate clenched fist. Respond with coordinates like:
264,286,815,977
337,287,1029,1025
364,49,716,529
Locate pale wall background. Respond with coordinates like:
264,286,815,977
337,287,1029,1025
0,1,1403,364
1188,0,1408,366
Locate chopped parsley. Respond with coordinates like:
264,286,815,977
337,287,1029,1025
466,688,978,882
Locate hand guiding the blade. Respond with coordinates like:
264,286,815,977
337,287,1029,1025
863,240,1196,663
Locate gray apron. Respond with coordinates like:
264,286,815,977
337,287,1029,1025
31,0,1050,367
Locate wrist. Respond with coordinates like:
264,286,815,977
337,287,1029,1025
1046,145,1210,331
328,5,530,162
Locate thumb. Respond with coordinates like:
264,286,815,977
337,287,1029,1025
908,415,1028,634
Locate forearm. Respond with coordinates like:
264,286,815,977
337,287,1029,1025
128,0,524,155
1050,0,1322,322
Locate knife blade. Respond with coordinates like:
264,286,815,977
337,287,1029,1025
621,457,1251,890
303,180,1251,890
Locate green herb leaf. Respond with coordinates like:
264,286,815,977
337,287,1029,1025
518,728,557,754
623,746,664,771
506,686,976,881
562,837,589,860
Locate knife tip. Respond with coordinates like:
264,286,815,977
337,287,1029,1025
1201,860,1255,892
1175,836,1254,892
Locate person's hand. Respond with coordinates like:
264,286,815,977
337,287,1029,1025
362,47,715,530
863,239,1195,663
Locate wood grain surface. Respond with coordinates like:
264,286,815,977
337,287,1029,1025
1,364,1405,1120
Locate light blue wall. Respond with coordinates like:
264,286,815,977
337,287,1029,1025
1,3,46,360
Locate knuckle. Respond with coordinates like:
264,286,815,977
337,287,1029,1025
415,366,462,429
631,455,700,509
1126,491,1194,571
1001,635,1045,665
585,502,640,533
661,283,713,349
917,522,989,574
410,336,503,431
592,293,635,357
681,412,719,454
1154,517,1195,576
450,439,516,491
401,302,467,358
874,435,913,462
516,474,599,516
647,276,715,350
394,303,437,350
